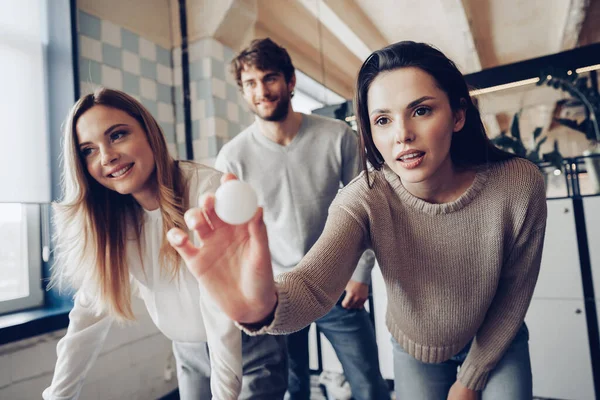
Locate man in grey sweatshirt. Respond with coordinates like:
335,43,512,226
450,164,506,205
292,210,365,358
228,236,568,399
215,38,389,400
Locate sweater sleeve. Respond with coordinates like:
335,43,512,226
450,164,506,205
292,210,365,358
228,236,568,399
42,291,113,400
198,285,242,399
457,179,548,390
241,204,369,335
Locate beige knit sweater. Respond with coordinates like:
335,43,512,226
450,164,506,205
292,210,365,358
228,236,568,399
246,157,547,391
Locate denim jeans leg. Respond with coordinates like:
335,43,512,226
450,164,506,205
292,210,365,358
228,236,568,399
317,301,390,400
481,324,532,400
392,337,458,400
171,341,212,400
240,332,288,400
286,326,311,400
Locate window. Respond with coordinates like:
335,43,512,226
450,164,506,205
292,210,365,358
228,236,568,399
0,0,52,314
0,204,44,314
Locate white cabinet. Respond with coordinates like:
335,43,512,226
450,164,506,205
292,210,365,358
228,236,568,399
584,196,600,305
525,198,596,399
525,298,595,400
534,199,584,300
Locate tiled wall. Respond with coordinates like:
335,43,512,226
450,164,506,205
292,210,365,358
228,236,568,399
77,10,178,158
173,37,255,166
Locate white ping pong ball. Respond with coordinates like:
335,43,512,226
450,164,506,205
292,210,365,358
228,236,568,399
213,180,258,225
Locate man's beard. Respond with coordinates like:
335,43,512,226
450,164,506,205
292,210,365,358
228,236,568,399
253,93,291,122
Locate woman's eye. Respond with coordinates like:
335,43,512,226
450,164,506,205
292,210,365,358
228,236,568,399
110,130,126,141
414,107,431,117
80,148,93,157
375,117,389,126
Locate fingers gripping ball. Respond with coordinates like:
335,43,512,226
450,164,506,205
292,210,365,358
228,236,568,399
213,180,259,225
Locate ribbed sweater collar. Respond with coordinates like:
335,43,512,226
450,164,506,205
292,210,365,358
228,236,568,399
381,164,490,215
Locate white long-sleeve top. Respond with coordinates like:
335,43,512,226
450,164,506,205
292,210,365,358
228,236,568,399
43,162,241,400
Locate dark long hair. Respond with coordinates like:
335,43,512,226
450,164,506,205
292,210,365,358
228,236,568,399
355,41,514,184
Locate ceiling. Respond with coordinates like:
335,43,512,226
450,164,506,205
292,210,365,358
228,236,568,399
245,0,600,99
79,0,600,101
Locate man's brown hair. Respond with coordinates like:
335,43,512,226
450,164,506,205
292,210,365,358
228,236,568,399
230,38,295,89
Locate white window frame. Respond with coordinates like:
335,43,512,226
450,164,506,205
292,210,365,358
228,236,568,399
0,204,44,315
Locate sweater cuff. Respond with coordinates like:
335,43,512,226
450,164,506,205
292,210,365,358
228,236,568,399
457,362,490,391
236,286,290,336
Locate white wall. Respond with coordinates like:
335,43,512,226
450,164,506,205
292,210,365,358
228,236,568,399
0,298,177,400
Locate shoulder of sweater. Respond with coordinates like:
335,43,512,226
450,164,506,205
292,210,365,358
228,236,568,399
490,157,546,196
336,168,386,204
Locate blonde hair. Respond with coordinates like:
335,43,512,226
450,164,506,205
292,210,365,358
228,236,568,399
51,88,188,321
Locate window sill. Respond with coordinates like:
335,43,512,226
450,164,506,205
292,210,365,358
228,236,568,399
0,304,72,346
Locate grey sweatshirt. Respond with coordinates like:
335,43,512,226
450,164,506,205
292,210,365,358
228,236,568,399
215,113,374,283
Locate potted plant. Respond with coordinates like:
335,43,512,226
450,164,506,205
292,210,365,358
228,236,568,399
491,111,564,176
538,69,600,193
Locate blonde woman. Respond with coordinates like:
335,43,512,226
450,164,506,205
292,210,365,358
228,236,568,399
43,88,252,400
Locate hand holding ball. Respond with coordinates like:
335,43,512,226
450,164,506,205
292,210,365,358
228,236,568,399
214,180,258,225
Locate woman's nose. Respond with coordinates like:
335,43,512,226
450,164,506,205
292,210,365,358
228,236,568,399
100,148,119,166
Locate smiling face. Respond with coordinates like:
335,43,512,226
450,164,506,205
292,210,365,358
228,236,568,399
76,105,157,202
240,65,295,122
368,67,465,191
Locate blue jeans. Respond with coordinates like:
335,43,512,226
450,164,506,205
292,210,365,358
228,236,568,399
287,293,390,400
392,323,532,400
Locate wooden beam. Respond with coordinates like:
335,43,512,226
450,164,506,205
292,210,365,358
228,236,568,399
254,22,354,99
255,0,360,99
322,0,388,52
562,0,593,49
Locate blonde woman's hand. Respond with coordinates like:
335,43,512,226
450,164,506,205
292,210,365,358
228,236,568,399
167,174,277,324
447,381,479,400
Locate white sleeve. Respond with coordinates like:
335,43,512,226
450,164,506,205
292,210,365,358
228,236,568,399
42,291,113,400
198,284,242,400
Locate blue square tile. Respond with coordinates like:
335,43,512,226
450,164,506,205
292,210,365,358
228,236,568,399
141,58,157,80
141,99,158,116
190,60,203,81
205,99,215,118
211,58,226,81
122,29,139,54
174,86,183,104
102,43,122,69
226,84,240,102
122,72,140,96
79,58,102,84
161,122,176,143
78,11,101,40
177,143,187,160
192,119,200,140
214,97,227,118
157,83,172,104
157,46,171,67
176,102,184,124
228,121,241,139
223,46,235,64
197,79,211,100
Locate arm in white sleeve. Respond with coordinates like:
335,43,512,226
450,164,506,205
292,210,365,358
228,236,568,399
42,291,113,400
350,249,375,284
198,285,242,400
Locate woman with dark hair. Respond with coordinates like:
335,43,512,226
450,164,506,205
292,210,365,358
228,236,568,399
168,41,547,400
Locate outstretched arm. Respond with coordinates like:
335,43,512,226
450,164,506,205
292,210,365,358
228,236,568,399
167,175,369,332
